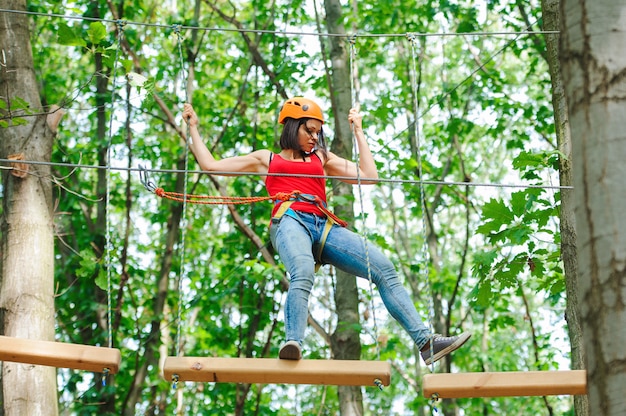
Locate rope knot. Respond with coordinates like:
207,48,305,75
273,191,299,202
155,188,166,197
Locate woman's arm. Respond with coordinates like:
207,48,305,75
323,108,379,184
182,103,270,174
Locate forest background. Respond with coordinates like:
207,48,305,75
0,0,592,415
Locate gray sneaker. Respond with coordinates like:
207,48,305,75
279,340,302,360
420,332,471,365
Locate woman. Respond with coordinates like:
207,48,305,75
182,97,470,365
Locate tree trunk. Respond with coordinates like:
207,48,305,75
541,1,589,415
0,2,58,415
324,0,364,414
560,1,626,415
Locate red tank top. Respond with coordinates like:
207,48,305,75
265,153,327,217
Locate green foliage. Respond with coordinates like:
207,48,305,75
57,21,112,56
57,22,87,47
18,0,575,414
472,186,562,307
0,95,31,127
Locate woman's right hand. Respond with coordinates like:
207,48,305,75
182,103,199,127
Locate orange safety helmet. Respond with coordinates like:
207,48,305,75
278,97,324,124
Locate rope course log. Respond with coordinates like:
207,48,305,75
422,370,587,399
0,336,121,374
163,356,390,387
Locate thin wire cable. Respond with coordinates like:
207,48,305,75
348,36,380,362
395,27,538,146
0,158,572,190
4,7,562,197
0,8,558,38
104,21,125,352
4,15,552,182
7,7,560,192
407,33,438,375
173,25,191,359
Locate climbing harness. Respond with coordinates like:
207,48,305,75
140,167,342,222
139,165,347,268
271,192,347,270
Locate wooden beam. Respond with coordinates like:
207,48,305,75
423,370,587,398
163,357,391,386
0,335,121,374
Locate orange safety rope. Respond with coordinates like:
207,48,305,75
138,166,348,227
153,188,293,205
153,187,348,227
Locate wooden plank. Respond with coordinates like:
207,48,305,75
163,357,391,386
423,370,587,398
0,335,121,374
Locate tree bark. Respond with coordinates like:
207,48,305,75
324,0,364,414
541,1,589,415
0,2,58,415
560,1,626,415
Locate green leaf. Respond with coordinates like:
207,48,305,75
10,96,31,112
475,279,493,308
94,269,107,291
481,198,513,225
494,266,517,288
512,151,541,169
76,249,97,280
121,59,134,73
471,252,495,283
476,220,502,235
509,223,532,244
57,23,86,47
510,191,527,217
488,314,517,331
88,22,108,46
549,279,565,296
11,117,28,126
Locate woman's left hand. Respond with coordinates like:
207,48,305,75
348,108,363,131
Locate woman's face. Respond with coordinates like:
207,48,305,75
298,119,323,153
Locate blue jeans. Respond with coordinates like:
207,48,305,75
270,211,432,350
